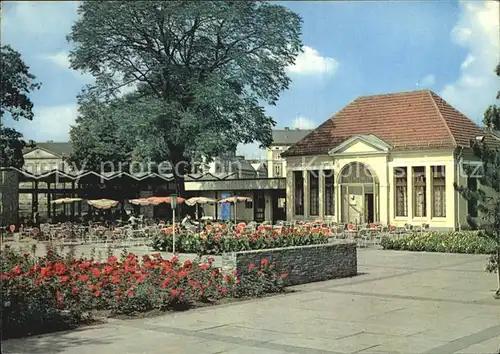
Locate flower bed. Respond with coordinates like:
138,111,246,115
151,227,330,254
380,230,496,254
0,246,286,339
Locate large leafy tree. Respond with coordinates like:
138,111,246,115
0,45,41,168
456,62,500,298
67,1,302,193
68,96,135,172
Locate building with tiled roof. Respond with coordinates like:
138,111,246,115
282,90,498,230
267,127,312,178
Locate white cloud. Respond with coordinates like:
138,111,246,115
43,51,94,83
10,104,78,141
292,116,316,129
460,54,475,70
287,46,339,75
2,2,79,37
418,74,436,87
44,52,71,70
236,143,266,159
440,1,500,123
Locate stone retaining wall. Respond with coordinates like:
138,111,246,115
222,242,357,286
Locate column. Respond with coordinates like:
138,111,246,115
318,170,325,219
47,182,51,219
303,170,309,219
407,166,413,221
425,165,432,222
286,169,294,221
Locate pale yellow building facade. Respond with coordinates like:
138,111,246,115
282,90,498,230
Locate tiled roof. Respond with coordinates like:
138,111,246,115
283,90,498,157
271,129,313,146
23,142,73,157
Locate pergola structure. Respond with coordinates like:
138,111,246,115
1,167,287,224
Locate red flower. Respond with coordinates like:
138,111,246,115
281,273,287,279
40,267,52,277
54,262,67,275
170,289,178,297
81,261,91,269
92,268,101,278
198,264,210,270
248,263,255,271
93,290,100,297
56,290,63,307
127,291,134,297
72,287,79,296
221,287,227,294
207,257,215,263
78,274,89,282
231,270,238,275
260,258,269,267
108,256,117,264
59,276,70,283
184,259,192,268
111,275,120,284
11,265,22,276
152,253,161,258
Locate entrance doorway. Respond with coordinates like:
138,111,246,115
365,193,374,223
253,191,265,222
339,162,379,224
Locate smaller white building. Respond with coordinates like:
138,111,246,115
266,128,312,178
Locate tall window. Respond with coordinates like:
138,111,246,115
413,167,426,217
432,166,446,217
467,175,478,217
395,167,408,217
324,170,335,215
294,171,304,215
274,164,282,177
309,171,319,216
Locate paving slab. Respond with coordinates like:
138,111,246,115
2,248,500,354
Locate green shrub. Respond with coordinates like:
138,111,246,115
380,230,496,255
151,228,329,255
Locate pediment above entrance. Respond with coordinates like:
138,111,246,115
328,134,392,156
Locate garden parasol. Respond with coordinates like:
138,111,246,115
185,197,216,218
129,196,185,206
50,198,83,219
51,197,83,204
218,196,252,224
129,198,152,206
87,199,119,209
185,197,217,231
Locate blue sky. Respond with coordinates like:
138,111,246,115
2,1,499,158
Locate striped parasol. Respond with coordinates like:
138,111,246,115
51,197,82,204
87,199,119,209
129,198,152,206
147,196,185,205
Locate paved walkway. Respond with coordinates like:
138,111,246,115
3,249,500,354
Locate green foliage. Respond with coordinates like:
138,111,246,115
151,229,330,255
380,231,496,254
0,124,30,168
1,246,286,338
67,1,302,181
0,45,40,168
454,61,500,297
68,99,135,171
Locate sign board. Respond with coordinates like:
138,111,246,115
220,193,231,221
170,194,177,209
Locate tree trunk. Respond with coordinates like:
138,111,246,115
496,247,500,298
